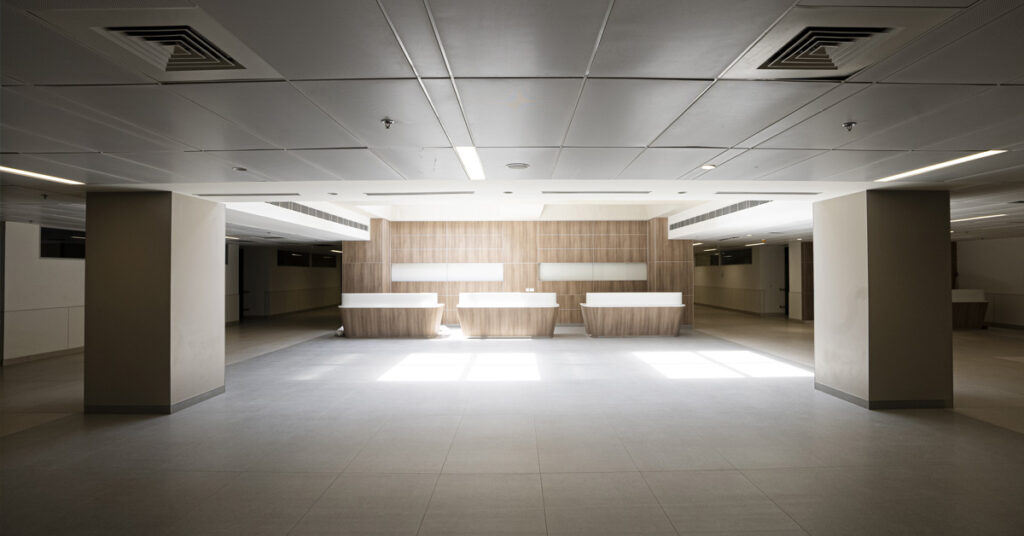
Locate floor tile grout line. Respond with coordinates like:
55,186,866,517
736,467,812,536
622,434,683,536
533,414,550,536
284,470,344,536
414,414,462,536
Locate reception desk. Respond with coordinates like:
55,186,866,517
457,292,558,337
339,293,444,338
952,289,988,329
581,292,684,337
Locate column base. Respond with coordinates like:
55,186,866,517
85,385,225,414
814,382,949,410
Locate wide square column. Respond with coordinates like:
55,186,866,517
813,190,952,409
85,192,225,413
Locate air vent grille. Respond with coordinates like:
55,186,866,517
1010,200,1024,204
670,200,770,231
364,191,474,196
268,202,368,231
542,191,651,195
760,26,890,71
104,25,244,72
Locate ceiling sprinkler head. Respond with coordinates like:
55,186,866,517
842,121,857,132
381,118,395,129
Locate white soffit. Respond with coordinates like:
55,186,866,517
668,201,813,241
722,6,960,80
37,7,280,82
225,202,369,242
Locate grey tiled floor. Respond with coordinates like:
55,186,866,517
3,325,1024,535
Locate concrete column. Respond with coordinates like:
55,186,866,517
85,192,225,413
813,190,952,409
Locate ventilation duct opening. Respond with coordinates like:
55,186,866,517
541,191,651,195
364,191,475,197
759,26,890,71
268,201,368,231
670,201,770,231
103,25,244,72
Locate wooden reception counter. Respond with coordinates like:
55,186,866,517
952,289,988,329
581,292,685,337
339,293,444,338
457,292,559,338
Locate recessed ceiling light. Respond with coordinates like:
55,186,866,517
950,213,1006,223
506,162,530,170
330,249,342,254
701,164,717,170
328,192,338,196
703,248,718,252
231,166,247,172
71,235,86,240
745,242,765,247
692,242,704,246
455,146,486,181
503,191,513,194
797,238,803,241
874,150,1006,183
0,165,84,185
225,236,240,240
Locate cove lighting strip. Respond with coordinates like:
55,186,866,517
0,165,84,185
950,214,1006,223
874,150,1006,183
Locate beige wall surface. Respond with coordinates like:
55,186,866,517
814,191,871,401
957,236,1024,327
788,241,803,320
3,222,85,361
694,245,785,315
169,193,225,405
226,242,239,323
241,246,341,317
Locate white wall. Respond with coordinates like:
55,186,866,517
241,247,341,317
694,245,786,314
3,222,85,362
958,236,1024,327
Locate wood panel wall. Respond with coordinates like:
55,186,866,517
343,218,694,326
647,217,695,325
800,241,814,321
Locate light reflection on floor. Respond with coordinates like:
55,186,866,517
633,350,813,379
377,353,539,382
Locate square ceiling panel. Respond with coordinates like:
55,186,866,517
552,148,643,180
760,150,906,180
0,125,92,153
421,79,473,147
204,150,343,181
2,87,187,152
824,150,972,181
758,84,986,150
290,149,402,181
197,0,414,79
47,85,276,151
654,81,835,148
379,0,449,78
477,148,559,180
373,147,467,180
295,79,450,149
590,0,792,78
428,0,609,77
18,152,182,183
886,5,1024,84
0,4,148,85
170,82,362,149
0,154,139,185
565,79,708,147
697,149,825,180
457,78,581,147
618,148,725,180
110,151,268,182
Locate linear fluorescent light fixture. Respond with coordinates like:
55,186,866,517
0,165,84,185
225,235,240,240
874,150,1007,183
703,248,718,252
745,242,765,247
715,191,820,195
199,193,300,197
950,213,1006,223
330,249,343,254
692,242,704,246
455,146,486,181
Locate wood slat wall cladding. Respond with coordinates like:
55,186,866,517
346,219,694,326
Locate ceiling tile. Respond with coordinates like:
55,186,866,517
552,148,643,179
373,147,467,180
428,0,608,76
380,0,449,77
290,149,403,180
742,84,869,148
824,150,972,181
110,152,267,183
591,0,792,78
761,150,906,180
197,0,413,79
886,5,1024,84
848,86,1024,151
478,148,559,180
2,87,186,152
46,85,276,150
654,81,835,148
797,0,973,5
20,152,181,183
295,79,450,148
618,148,725,180
204,151,342,180
170,82,363,149
457,78,581,147
0,154,139,185
0,4,149,85
421,79,473,146
565,79,709,147
0,125,92,153
698,149,825,180
758,84,986,150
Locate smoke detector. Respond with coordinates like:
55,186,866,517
506,162,530,170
